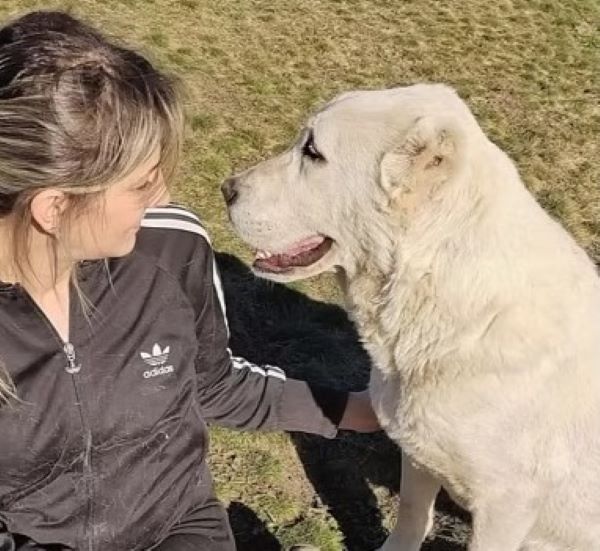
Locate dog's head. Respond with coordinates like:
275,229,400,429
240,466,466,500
224,84,484,282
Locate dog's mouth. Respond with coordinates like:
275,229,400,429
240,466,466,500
253,235,334,274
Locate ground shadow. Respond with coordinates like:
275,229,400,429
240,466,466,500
228,501,282,551
216,252,471,551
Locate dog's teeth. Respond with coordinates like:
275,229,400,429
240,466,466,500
256,250,273,259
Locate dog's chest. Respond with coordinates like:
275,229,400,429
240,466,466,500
369,366,448,459
347,278,476,492
369,366,476,503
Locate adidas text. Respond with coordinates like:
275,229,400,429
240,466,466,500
143,365,174,379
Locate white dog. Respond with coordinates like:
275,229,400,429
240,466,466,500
222,84,600,551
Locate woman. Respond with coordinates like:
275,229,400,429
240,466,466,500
0,11,379,551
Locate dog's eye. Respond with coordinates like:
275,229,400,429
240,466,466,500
302,132,325,162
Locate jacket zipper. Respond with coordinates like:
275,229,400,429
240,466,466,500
63,342,82,374
16,284,95,551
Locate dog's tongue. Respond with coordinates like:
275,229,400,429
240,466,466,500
254,236,332,273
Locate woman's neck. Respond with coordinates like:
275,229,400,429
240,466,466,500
0,218,73,295
0,219,74,341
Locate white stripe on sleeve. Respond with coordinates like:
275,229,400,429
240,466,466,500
230,353,287,381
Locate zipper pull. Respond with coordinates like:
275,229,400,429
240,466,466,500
63,342,82,374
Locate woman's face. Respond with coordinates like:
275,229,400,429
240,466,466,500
67,152,169,260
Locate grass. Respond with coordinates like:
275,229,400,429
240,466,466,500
1,0,599,549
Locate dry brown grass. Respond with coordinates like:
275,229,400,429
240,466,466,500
2,1,598,548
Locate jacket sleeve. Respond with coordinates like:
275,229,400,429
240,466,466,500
184,235,348,438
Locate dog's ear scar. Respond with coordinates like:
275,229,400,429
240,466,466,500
380,116,463,191
404,117,461,165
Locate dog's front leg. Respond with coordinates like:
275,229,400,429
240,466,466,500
469,494,538,551
378,451,440,551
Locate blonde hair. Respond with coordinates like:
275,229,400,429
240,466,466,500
0,11,185,404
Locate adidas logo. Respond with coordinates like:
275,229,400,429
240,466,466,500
140,343,174,379
141,343,170,366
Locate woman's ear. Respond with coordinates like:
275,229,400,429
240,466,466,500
29,189,68,235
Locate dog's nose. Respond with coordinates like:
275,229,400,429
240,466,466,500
221,177,239,206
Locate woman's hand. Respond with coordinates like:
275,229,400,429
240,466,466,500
338,389,381,433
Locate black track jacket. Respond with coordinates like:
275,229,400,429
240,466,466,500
0,204,346,551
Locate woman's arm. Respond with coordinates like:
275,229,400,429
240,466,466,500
179,216,379,436
140,204,381,437
191,246,348,437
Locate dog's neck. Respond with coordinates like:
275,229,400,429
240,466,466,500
339,163,495,378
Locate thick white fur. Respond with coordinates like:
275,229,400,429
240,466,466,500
226,84,600,550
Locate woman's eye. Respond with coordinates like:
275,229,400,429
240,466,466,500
302,133,325,161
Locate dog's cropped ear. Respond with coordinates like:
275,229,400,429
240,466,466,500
380,115,467,200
